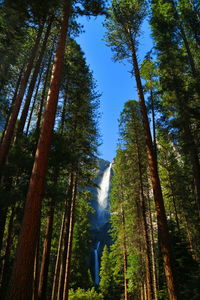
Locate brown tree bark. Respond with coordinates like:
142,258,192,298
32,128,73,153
17,16,54,136
121,207,129,300
128,30,177,300
0,23,44,167
25,68,43,135
0,205,15,299
6,3,71,299
36,39,55,131
134,125,153,300
51,212,67,300
57,175,74,300
63,177,78,300
37,197,55,300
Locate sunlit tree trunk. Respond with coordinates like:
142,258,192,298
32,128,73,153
6,2,71,299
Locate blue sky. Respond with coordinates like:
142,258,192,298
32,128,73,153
76,16,153,162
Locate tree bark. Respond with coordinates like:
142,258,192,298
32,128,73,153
121,207,129,300
51,212,66,300
0,22,44,167
63,177,78,300
57,175,74,300
38,197,55,300
17,16,54,136
128,31,177,300
0,205,15,299
36,39,55,131
6,3,71,299
25,69,43,135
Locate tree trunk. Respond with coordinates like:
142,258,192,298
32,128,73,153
51,212,66,300
134,128,153,300
0,65,24,144
0,205,15,299
57,175,74,300
25,69,43,135
36,40,55,131
129,33,177,300
121,207,129,300
0,22,44,167
38,197,55,300
32,238,40,300
63,177,78,300
147,193,158,300
17,16,54,136
6,3,71,299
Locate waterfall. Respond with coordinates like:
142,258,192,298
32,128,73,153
94,241,100,285
96,163,112,229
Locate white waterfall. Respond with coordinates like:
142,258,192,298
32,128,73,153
94,241,100,285
96,163,112,228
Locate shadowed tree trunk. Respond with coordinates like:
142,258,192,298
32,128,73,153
6,2,72,299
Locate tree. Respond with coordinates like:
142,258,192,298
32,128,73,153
104,1,177,298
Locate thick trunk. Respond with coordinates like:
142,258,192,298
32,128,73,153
63,177,78,300
6,3,71,300
129,35,177,300
0,23,44,167
38,197,55,300
17,17,54,135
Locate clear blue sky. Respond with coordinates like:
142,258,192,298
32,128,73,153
76,16,153,162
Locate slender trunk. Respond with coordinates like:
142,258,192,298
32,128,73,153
0,205,15,299
121,207,129,300
32,238,40,300
51,212,66,300
57,176,74,300
38,197,55,300
1,65,24,143
17,17,54,136
0,23,44,167
25,69,43,135
129,33,177,300
167,171,180,232
150,90,157,160
147,193,158,300
63,177,78,300
0,207,8,256
6,3,71,299
36,40,55,131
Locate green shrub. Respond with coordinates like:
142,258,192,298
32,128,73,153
68,288,104,300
